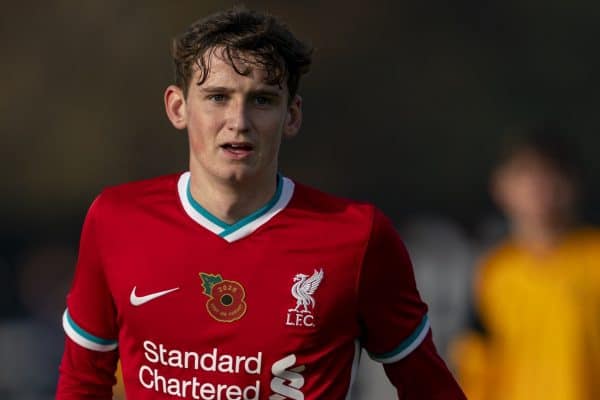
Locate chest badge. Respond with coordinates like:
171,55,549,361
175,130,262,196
199,273,247,322
286,268,324,328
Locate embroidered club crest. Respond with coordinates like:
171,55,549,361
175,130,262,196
199,273,247,322
286,268,324,327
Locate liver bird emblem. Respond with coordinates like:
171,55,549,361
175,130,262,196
289,268,324,313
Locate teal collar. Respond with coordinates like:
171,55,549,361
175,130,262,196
177,172,294,242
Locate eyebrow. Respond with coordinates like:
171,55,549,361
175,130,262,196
199,86,282,97
250,88,282,97
198,86,234,94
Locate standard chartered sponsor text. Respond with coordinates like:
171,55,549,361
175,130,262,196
139,340,261,399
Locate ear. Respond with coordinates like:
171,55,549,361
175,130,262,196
283,95,302,138
164,85,188,130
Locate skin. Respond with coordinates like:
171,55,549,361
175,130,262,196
164,48,302,224
491,150,576,253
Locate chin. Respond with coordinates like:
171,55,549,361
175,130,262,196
219,168,257,184
210,161,274,185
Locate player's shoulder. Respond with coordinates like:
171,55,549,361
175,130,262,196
480,240,518,265
480,227,600,266
93,172,181,212
565,226,600,249
289,180,396,237
471,240,521,303
474,239,521,283
291,180,377,222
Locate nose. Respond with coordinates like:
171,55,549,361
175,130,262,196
226,98,250,133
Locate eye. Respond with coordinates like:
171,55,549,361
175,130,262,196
207,94,226,102
254,96,272,106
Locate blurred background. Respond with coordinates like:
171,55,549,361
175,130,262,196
1,0,599,398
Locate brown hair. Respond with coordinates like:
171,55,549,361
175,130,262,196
496,123,581,180
171,7,312,100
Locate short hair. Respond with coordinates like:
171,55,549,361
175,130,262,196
171,7,312,100
496,123,581,180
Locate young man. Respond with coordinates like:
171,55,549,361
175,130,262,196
453,133,600,400
57,8,465,399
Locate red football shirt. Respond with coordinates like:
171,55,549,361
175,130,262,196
57,172,462,399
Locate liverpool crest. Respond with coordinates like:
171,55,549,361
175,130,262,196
199,273,247,322
286,268,324,327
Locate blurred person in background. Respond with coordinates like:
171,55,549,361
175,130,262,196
56,7,465,399
452,128,600,400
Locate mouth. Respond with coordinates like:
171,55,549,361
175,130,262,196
220,142,255,159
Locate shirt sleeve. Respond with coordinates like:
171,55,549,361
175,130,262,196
383,331,467,399
358,208,466,398
358,208,429,362
57,194,119,398
56,338,119,399
62,194,118,349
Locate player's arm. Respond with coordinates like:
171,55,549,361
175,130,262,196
358,208,466,399
56,195,119,399
57,338,118,399
380,332,466,399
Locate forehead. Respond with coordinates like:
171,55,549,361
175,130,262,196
502,150,561,176
194,47,283,90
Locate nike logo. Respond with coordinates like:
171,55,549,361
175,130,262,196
130,286,179,306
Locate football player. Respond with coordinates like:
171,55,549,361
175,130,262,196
453,131,600,400
57,7,465,399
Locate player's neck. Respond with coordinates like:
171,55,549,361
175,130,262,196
188,169,278,225
512,218,571,254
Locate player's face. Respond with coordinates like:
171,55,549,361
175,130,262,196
492,151,575,227
165,48,302,185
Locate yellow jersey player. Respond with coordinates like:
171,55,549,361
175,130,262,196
453,129,600,400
